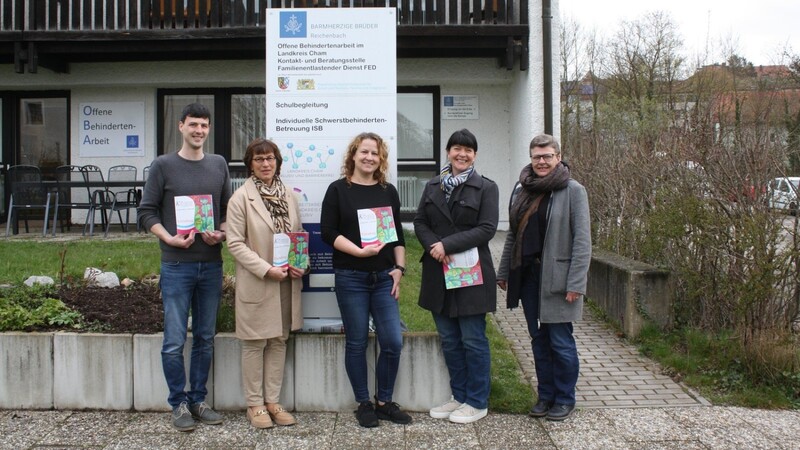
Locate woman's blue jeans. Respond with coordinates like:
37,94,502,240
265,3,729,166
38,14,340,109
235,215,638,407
334,268,403,404
431,312,491,410
520,262,579,406
160,260,223,409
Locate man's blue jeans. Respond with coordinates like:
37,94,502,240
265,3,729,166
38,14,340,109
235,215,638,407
160,260,223,409
334,268,403,404
431,312,491,410
520,262,579,405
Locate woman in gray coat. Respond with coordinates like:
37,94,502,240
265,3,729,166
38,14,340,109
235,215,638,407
414,129,499,424
497,134,591,422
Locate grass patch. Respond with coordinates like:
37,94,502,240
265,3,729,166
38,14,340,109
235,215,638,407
487,316,534,412
634,323,800,409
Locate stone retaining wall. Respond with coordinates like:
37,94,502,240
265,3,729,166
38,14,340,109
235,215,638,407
0,332,450,411
586,249,673,337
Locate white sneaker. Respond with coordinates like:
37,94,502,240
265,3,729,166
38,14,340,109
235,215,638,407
429,396,462,419
448,403,488,424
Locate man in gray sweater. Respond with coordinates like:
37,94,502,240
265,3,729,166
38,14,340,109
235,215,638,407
138,103,231,432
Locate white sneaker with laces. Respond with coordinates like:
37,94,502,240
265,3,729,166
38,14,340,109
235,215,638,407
429,396,463,419
448,403,488,424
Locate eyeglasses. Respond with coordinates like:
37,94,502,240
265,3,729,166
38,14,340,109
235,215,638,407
530,153,557,162
253,156,277,164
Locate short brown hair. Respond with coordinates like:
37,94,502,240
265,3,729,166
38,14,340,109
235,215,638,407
243,138,283,176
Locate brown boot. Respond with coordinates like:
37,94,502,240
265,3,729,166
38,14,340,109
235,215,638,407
247,406,273,429
267,403,297,426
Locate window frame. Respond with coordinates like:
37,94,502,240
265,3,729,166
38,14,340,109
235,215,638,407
157,88,265,162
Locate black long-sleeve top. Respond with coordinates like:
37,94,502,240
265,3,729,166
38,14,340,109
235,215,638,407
320,178,405,271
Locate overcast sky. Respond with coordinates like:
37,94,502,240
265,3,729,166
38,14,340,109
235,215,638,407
558,0,799,67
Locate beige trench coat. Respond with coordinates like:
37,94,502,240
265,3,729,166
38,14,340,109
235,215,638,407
226,178,304,340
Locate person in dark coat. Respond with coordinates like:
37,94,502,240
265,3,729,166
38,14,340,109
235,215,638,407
497,134,591,422
414,129,499,424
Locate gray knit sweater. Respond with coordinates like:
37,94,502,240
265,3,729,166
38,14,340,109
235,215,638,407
138,152,231,262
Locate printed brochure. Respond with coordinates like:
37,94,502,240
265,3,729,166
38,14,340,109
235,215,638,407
357,206,398,247
174,194,214,234
443,247,483,289
273,232,310,270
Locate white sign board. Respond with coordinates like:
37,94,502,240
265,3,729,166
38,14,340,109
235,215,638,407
266,8,397,319
442,94,479,120
78,102,145,157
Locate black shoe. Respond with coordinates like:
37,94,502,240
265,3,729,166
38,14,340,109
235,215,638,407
355,401,379,428
374,399,413,425
546,403,575,421
528,399,553,418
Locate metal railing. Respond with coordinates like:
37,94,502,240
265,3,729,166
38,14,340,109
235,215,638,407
0,0,525,32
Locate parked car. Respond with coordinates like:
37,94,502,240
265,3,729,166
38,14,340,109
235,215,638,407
766,177,800,214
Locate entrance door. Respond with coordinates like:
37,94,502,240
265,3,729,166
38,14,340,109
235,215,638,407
18,96,69,176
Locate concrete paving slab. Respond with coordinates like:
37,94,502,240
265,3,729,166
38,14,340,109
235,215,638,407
254,412,336,450
330,410,405,449
600,408,691,441
0,410,72,450
475,413,555,449
37,411,132,446
404,414,483,449
0,332,53,409
181,411,261,447
726,406,800,441
103,433,187,450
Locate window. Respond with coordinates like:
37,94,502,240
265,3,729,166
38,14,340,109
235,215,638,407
157,88,265,162
397,86,440,215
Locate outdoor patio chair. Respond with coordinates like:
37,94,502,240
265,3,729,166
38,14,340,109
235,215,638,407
52,165,94,236
80,165,109,236
5,165,53,237
103,165,139,237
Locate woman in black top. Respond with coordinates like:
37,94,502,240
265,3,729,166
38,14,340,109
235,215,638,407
320,132,410,428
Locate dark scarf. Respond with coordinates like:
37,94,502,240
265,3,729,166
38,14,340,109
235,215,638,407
440,164,475,202
252,175,291,233
509,162,570,269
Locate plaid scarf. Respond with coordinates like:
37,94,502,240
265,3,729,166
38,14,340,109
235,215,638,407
252,175,291,233
439,164,475,202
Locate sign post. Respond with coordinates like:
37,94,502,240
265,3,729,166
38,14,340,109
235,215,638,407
266,8,397,325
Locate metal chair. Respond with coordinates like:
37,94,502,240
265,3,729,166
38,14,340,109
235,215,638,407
5,165,53,237
80,165,109,236
104,165,139,237
52,165,94,235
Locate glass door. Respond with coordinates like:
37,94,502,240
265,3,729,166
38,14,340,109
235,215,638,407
18,96,69,179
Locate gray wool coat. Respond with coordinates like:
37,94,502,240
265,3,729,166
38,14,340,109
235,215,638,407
497,179,592,323
414,171,499,317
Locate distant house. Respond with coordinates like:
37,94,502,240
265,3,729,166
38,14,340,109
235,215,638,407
1,0,563,229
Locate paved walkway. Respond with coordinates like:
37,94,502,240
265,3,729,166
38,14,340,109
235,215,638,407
488,232,708,409
3,229,800,449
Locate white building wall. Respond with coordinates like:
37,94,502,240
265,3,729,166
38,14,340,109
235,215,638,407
2,0,560,230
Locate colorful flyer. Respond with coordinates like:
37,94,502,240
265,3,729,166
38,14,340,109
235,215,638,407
174,194,214,234
443,247,483,289
357,206,398,247
273,232,310,269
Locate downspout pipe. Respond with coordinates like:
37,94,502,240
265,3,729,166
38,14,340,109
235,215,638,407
542,0,554,135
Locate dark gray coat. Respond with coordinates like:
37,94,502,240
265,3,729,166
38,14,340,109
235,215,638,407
414,171,499,317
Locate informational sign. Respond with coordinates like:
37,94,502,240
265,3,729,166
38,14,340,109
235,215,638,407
266,8,397,319
442,95,480,120
78,102,145,157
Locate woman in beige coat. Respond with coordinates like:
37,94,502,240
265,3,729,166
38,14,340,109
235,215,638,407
226,139,305,428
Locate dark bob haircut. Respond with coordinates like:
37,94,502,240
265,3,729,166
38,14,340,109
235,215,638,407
445,128,478,152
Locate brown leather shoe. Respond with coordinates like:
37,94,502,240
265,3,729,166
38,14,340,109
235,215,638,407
247,406,273,429
267,403,296,426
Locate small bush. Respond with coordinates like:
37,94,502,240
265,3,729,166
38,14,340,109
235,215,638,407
0,285,83,331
